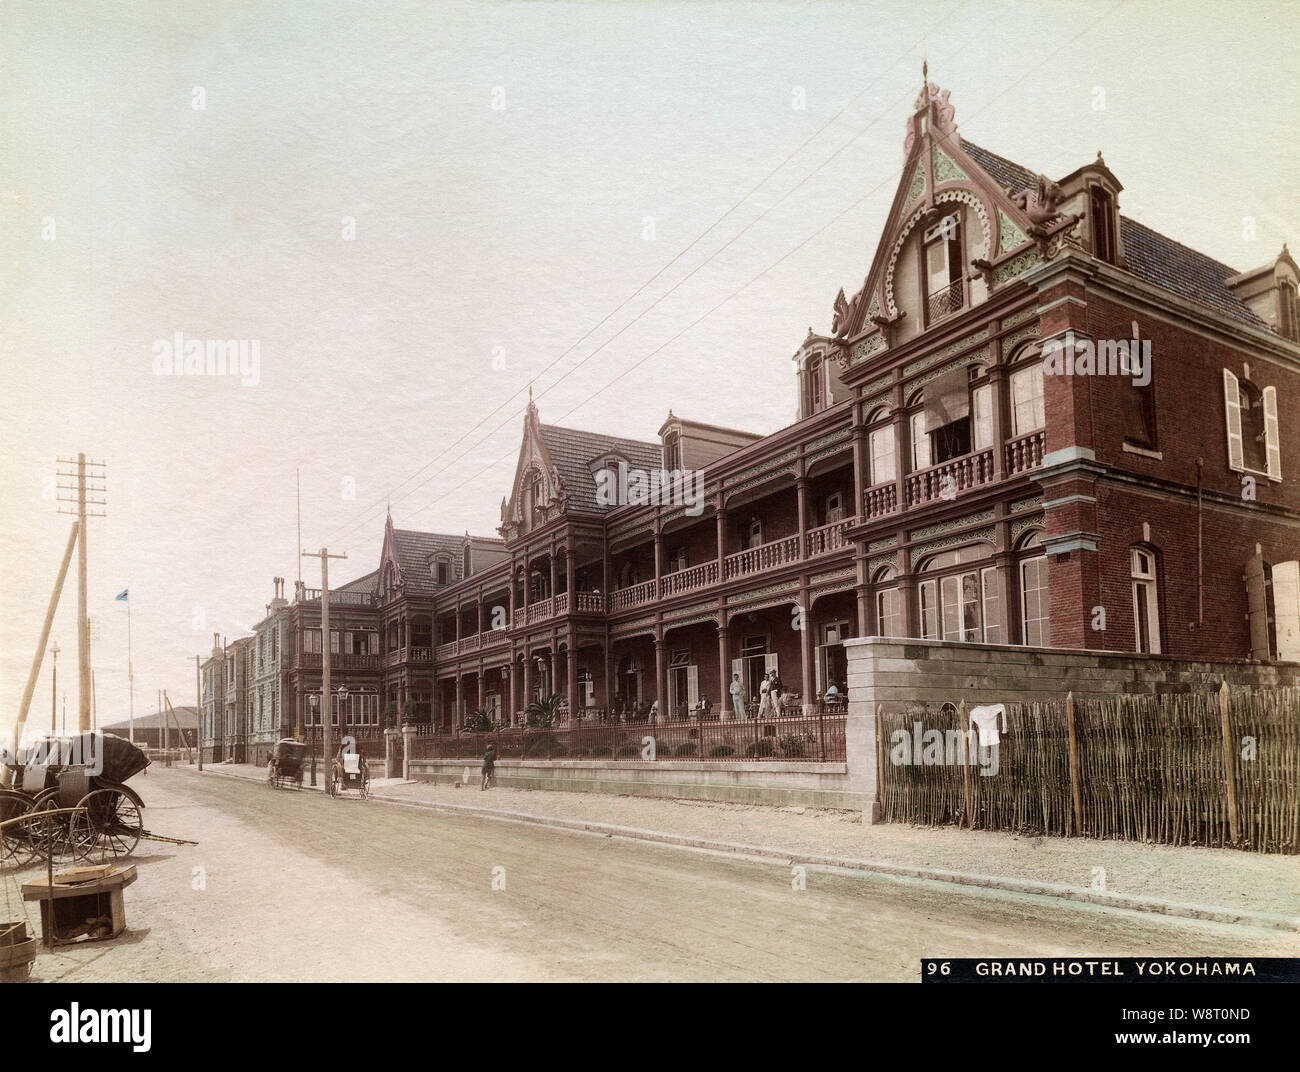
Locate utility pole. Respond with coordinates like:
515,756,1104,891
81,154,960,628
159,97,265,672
302,547,346,796
195,654,204,772
10,523,79,760
56,453,105,734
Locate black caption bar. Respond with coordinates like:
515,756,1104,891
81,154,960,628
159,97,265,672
922,958,1300,983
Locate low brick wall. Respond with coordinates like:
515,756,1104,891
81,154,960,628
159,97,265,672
407,757,855,810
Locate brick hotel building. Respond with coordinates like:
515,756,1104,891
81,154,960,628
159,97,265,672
201,82,1300,765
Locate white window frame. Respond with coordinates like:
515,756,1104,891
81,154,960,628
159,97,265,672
1019,555,1050,647
1131,548,1161,654
1009,362,1046,436
869,424,895,486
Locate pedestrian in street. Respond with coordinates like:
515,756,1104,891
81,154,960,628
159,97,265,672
481,744,497,791
729,673,745,720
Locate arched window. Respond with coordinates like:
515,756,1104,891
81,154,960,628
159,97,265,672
916,542,996,642
868,415,895,487
1131,546,1161,654
1017,530,1050,647
663,434,681,470
809,356,826,414
1090,186,1117,263
872,565,901,637
1009,352,1045,435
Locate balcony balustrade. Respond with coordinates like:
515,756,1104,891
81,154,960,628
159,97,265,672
723,534,801,580
608,578,657,612
925,279,963,324
1005,429,1046,474
906,447,996,506
804,517,852,557
863,482,898,520
660,561,719,597
295,651,379,671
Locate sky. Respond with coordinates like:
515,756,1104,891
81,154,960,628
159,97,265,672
1,0,1297,741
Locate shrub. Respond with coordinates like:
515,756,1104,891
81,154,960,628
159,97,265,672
708,745,736,758
778,734,806,758
674,741,698,757
745,738,777,758
615,744,641,758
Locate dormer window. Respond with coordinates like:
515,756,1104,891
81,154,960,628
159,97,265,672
923,214,963,324
1279,280,1298,342
433,556,451,585
809,356,826,414
1090,186,1118,264
663,434,681,471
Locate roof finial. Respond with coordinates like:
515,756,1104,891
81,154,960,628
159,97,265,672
922,59,928,84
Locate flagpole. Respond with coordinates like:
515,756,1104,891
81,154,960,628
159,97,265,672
127,596,135,744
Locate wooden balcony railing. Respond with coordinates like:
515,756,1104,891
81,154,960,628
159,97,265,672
295,652,379,671
1005,429,1046,474
804,517,852,557
906,447,996,506
723,534,801,580
571,592,606,614
660,561,719,597
863,482,898,520
609,579,657,612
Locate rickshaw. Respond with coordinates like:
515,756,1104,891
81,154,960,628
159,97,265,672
267,738,310,790
329,748,370,799
1,732,148,862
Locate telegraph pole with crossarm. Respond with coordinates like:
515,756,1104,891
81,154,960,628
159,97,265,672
302,547,347,796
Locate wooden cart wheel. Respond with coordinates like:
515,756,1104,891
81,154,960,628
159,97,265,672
71,787,142,860
0,789,37,863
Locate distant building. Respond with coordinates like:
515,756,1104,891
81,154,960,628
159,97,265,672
100,706,199,751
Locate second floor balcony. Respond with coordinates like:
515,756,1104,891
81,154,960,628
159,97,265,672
863,428,1046,521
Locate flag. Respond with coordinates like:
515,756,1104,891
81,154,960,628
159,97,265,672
115,589,129,602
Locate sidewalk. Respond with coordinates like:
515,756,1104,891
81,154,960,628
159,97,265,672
190,761,1300,928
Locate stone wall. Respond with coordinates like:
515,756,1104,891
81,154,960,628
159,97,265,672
407,757,855,809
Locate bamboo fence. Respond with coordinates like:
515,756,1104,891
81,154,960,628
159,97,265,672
877,684,1300,854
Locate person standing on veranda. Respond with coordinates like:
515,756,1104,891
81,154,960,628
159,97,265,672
729,673,745,720
758,670,777,719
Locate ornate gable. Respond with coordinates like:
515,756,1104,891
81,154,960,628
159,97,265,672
499,398,568,541
831,73,1080,378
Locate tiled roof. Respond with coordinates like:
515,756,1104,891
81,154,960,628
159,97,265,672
337,569,379,594
102,707,200,732
539,424,663,511
959,139,1038,193
391,531,466,593
960,139,1266,330
1118,218,1268,329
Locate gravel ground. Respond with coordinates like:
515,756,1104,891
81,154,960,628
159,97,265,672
7,767,1294,983
206,761,1299,919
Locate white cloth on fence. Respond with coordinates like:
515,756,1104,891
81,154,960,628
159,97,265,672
968,704,1007,747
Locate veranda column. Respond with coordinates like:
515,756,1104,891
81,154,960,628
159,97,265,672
566,636,579,720
715,496,727,571
653,631,665,724
795,475,810,555
716,620,730,717
602,638,612,720
988,362,1008,482
565,540,576,600
454,674,463,729
549,543,558,601
799,588,815,714
522,650,533,710
508,659,518,727
548,648,558,702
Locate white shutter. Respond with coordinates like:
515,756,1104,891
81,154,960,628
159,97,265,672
1263,385,1282,481
687,665,699,707
1223,368,1244,471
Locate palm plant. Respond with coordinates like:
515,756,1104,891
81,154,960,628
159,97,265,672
524,693,562,728
463,707,496,734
